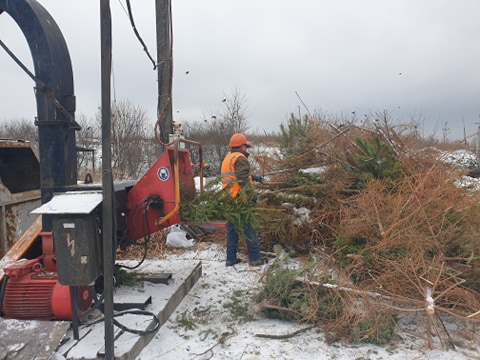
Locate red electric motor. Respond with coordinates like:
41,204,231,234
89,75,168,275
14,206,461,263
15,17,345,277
1,233,92,320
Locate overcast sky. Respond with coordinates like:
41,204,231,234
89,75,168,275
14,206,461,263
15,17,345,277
1,0,479,141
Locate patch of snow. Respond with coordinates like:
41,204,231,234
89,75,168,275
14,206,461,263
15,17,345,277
31,191,103,214
299,166,328,176
455,175,480,191
47,243,480,359
439,149,479,169
281,204,313,225
129,244,479,360
292,207,311,225
194,176,221,192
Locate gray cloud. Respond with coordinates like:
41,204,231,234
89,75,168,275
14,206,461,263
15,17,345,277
1,0,479,140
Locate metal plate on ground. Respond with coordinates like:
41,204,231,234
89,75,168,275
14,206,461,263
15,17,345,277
0,319,70,359
57,260,202,360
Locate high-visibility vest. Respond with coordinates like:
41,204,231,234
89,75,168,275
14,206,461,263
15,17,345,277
221,152,250,198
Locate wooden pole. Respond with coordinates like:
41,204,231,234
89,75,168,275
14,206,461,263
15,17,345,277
155,0,173,144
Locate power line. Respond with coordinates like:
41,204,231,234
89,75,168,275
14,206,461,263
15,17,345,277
124,0,157,70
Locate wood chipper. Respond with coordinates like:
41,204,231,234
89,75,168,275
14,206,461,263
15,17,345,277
0,0,203,336
1,141,198,321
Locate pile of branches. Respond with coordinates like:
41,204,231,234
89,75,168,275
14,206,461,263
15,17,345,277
249,113,480,348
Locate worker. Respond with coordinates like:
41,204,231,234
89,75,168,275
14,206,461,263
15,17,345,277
194,159,210,176
221,133,264,266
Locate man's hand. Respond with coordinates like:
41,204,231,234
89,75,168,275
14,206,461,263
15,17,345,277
253,175,263,183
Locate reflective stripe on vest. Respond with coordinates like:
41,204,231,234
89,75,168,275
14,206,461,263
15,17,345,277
221,152,246,198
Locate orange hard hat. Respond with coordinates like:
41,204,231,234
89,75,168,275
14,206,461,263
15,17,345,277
229,133,251,148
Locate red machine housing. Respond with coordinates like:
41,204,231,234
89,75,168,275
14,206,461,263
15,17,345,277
125,146,196,240
1,232,92,320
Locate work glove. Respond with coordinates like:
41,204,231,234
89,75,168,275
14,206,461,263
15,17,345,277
252,175,263,183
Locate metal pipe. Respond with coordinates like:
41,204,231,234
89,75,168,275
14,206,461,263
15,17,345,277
157,139,180,226
156,137,203,226
179,138,204,194
100,0,114,357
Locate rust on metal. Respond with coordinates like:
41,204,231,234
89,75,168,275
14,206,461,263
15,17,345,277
3,198,41,254
0,140,42,257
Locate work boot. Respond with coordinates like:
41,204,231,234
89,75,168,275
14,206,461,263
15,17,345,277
249,258,268,266
226,259,242,267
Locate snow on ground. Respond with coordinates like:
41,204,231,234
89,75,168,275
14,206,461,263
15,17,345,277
135,150,480,359
439,149,479,169
130,242,479,360
50,150,480,359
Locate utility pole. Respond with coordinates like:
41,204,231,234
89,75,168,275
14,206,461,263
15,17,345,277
442,122,449,144
476,118,480,159
155,0,173,144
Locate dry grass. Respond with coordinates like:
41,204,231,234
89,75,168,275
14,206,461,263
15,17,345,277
250,115,480,348
116,231,168,260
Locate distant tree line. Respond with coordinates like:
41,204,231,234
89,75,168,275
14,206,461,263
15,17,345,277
2,93,471,183
0,88,280,181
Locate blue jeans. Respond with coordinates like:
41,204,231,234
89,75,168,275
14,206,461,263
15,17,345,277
226,222,260,262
